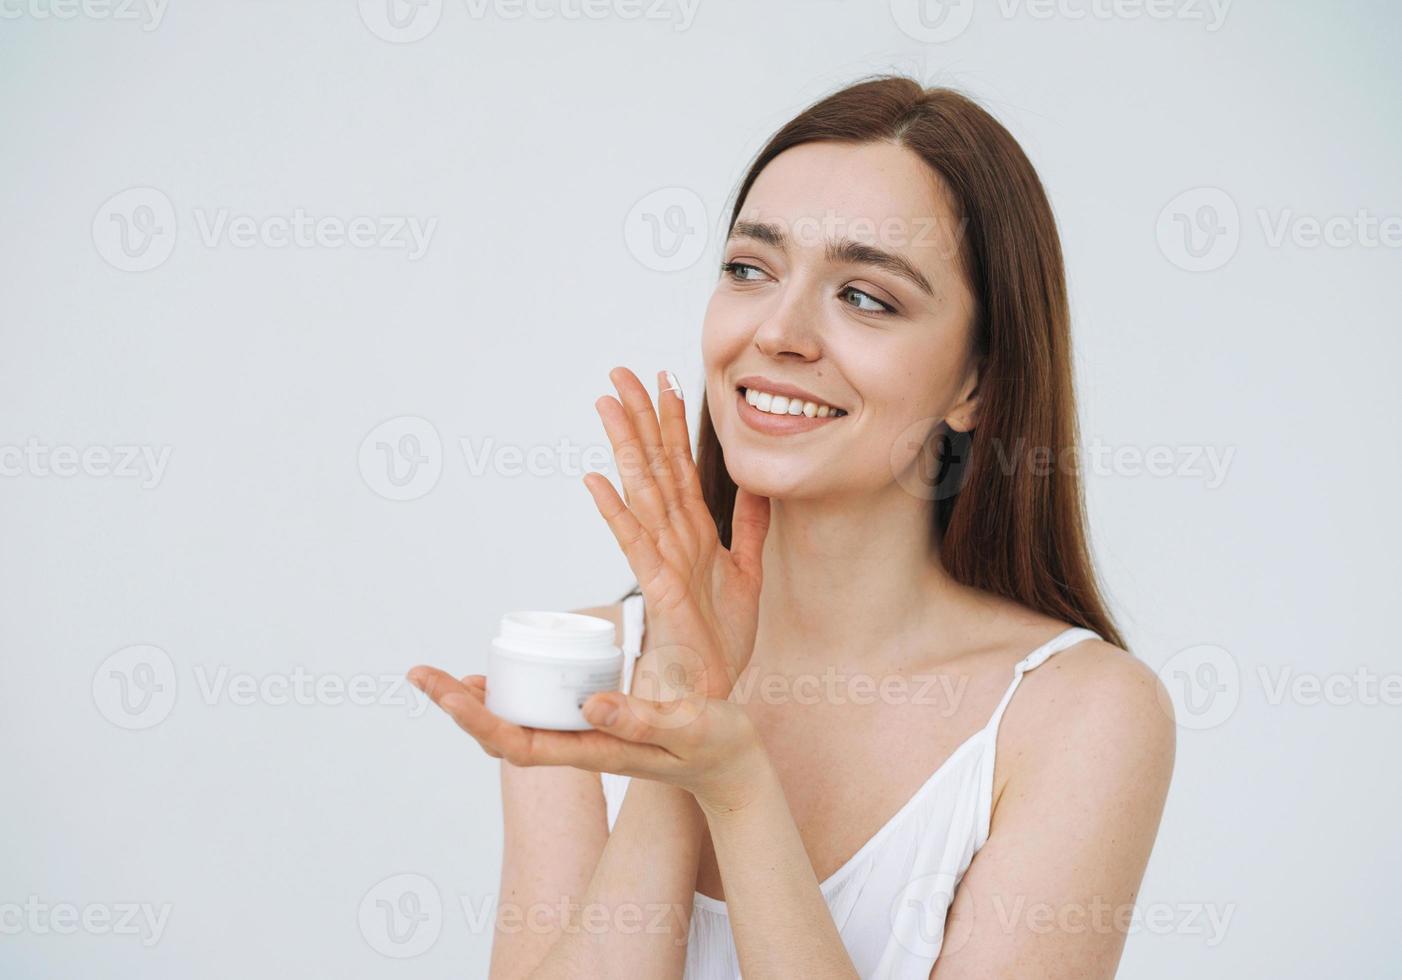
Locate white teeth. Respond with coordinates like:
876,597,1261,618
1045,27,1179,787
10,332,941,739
740,387,844,418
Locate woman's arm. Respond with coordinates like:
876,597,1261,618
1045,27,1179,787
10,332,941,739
524,606,708,979
415,658,855,978
698,743,862,979
489,604,707,980
485,602,615,978
490,756,609,977
528,776,705,979
929,642,1177,979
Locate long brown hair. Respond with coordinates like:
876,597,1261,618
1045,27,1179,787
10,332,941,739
627,74,1123,650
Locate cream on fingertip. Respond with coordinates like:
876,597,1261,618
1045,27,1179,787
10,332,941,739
663,370,683,400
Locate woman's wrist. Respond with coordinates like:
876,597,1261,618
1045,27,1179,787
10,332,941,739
692,727,775,819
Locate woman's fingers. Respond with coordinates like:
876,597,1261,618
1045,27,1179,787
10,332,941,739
657,370,706,510
507,715,679,776
610,366,683,525
410,664,683,777
594,368,671,539
729,486,771,579
594,394,667,535
409,665,524,758
655,369,710,548
581,470,670,597
408,665,468,704
583,689,709,749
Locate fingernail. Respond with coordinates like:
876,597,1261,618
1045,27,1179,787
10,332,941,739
587,700,619,726
663,370,683,400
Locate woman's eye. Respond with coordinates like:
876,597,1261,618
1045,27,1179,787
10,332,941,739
721,264,894,315
721,260,767,282
840,286,894,314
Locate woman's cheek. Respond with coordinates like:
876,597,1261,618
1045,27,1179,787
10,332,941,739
700,295,753,371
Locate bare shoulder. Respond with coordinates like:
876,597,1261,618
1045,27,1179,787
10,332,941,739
1038,637,1176,746
998,635,1177,795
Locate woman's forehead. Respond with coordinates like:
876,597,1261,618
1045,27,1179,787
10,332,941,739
741,141,955,233
736,141,964,267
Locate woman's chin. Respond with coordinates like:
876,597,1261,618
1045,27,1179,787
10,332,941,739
726,457,827,502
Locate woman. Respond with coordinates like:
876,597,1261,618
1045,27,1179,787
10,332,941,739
409,74,1175,978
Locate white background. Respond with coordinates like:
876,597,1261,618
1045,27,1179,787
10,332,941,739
3,1,1399,976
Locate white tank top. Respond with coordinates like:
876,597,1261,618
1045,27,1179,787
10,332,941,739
599,592,1100,979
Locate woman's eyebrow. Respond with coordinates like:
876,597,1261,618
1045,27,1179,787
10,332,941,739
728,219,935,298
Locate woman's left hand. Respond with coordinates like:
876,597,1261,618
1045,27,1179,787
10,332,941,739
407,667,768,812
407,363,773,811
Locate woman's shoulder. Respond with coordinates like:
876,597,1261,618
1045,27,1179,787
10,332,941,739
965,592,1175,775
996,621,1177,795
1033,635,1171,731
969,594,1158,703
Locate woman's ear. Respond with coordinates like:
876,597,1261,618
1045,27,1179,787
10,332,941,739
944,358,981,434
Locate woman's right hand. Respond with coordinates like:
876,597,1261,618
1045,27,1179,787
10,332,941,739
583,366,770,702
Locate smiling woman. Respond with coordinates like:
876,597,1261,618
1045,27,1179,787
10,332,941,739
409,73,1174,980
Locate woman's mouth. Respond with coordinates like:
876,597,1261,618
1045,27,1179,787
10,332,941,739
735,385,849,435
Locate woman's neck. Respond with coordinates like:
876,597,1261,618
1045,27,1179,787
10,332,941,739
750,482,971,671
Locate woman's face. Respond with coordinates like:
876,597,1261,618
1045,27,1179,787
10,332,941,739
701,139,981,501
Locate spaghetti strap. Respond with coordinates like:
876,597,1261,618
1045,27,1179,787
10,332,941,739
983,626,1102,736
974,626,1101,849
618,593,644,697
600,593,645,833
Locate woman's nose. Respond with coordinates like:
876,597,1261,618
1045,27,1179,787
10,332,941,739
752,285,823,361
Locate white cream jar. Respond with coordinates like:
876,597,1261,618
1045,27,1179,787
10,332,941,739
485,611,623,730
